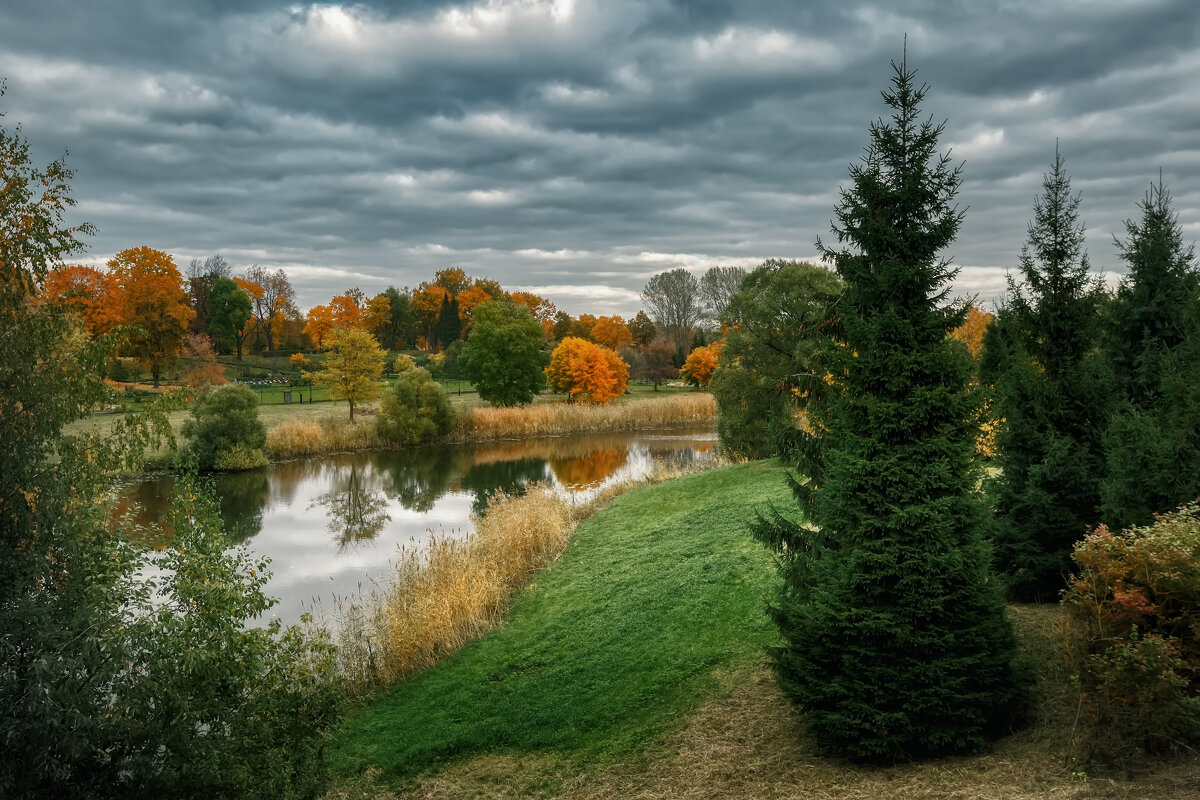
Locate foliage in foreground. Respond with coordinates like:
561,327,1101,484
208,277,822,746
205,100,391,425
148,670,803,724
1062,505,1200,767
1,91,342,798
181,382,268,470
755,58,1022,762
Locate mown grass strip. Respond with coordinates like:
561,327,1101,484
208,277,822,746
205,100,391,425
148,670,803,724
329,460,791,784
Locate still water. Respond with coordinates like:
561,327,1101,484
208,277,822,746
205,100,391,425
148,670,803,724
119,426,716,626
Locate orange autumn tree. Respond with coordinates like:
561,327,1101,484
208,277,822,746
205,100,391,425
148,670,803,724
432,266,471,296
510,291,557,337
545,336,629,404
329,293,364,330
590,315,632,351
455,285,493,333
304,304,334,348
680,341,722,388
41,264,121,337
107,246,194,386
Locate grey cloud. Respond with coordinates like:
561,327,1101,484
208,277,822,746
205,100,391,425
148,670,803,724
1,0,1198,317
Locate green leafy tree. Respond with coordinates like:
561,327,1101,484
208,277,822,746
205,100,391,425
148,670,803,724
628,310,657,347
753,58,1021,762
377,366,456,445
1100,180,1200,530
988,148,1111,600
710,259,842,460
181,383,268,471
306,327,387,422
1,87,341,800
458,299,548,406
207,276,253,360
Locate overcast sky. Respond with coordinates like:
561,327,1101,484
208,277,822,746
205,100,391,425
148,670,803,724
2,0,1198,317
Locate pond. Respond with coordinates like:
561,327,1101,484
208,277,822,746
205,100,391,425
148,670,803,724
118,425,716,627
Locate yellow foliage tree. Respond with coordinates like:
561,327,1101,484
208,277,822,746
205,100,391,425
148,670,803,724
305,327,386,422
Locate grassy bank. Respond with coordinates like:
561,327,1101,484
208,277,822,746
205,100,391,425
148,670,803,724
329,460,788,784
327,460,1200,799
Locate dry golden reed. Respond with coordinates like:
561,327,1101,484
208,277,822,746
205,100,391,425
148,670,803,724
266,414,383,460
452,393,715,443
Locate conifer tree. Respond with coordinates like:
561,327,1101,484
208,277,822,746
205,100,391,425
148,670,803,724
753,56,1021,762
1101,179,1200,529
988,149,1110,600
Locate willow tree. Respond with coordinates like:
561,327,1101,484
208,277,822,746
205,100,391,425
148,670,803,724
754,56,1021,761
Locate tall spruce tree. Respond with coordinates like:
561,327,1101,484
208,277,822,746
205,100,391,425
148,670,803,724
988,148,1110,600
753,56,1021,762
1101,179,1200,529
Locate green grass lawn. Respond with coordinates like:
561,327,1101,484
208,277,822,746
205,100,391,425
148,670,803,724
329,460,790,785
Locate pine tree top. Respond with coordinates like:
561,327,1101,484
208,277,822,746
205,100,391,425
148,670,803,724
817,55,964,329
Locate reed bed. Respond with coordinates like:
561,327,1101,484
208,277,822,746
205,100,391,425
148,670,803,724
452,393,716,443
266,414,384,460
321,454,722,696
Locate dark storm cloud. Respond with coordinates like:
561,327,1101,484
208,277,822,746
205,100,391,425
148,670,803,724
2,0,1198,316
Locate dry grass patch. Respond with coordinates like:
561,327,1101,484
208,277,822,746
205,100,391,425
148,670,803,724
267,413,384,459
453,394,715,442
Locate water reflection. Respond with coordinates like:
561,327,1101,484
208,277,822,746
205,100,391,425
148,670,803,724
309,465,391,549
120,426,715,625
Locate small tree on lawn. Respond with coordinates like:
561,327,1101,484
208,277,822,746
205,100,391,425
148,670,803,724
306,327,386,422
753,55,1022,761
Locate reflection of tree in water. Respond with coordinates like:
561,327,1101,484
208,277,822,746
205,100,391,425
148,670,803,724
460,457,550,514
549,448,628,491
309,465,391,549
376,447,460,513
210,468,270,543
117,470,270,545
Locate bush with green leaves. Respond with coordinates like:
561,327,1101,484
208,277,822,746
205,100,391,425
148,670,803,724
377,366,456,445
709,258,842,460
181,382,268,470
1062,506,1200,766
1,92,342,800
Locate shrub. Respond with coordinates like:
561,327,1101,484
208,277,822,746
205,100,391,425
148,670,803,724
1062,505,1200,766
376,367,455,445
181,383,267,471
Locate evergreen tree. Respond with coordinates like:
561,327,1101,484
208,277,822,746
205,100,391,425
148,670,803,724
1101,179,1200,529
435,294,460,349
989,148,1110,600
753,57,1021,762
